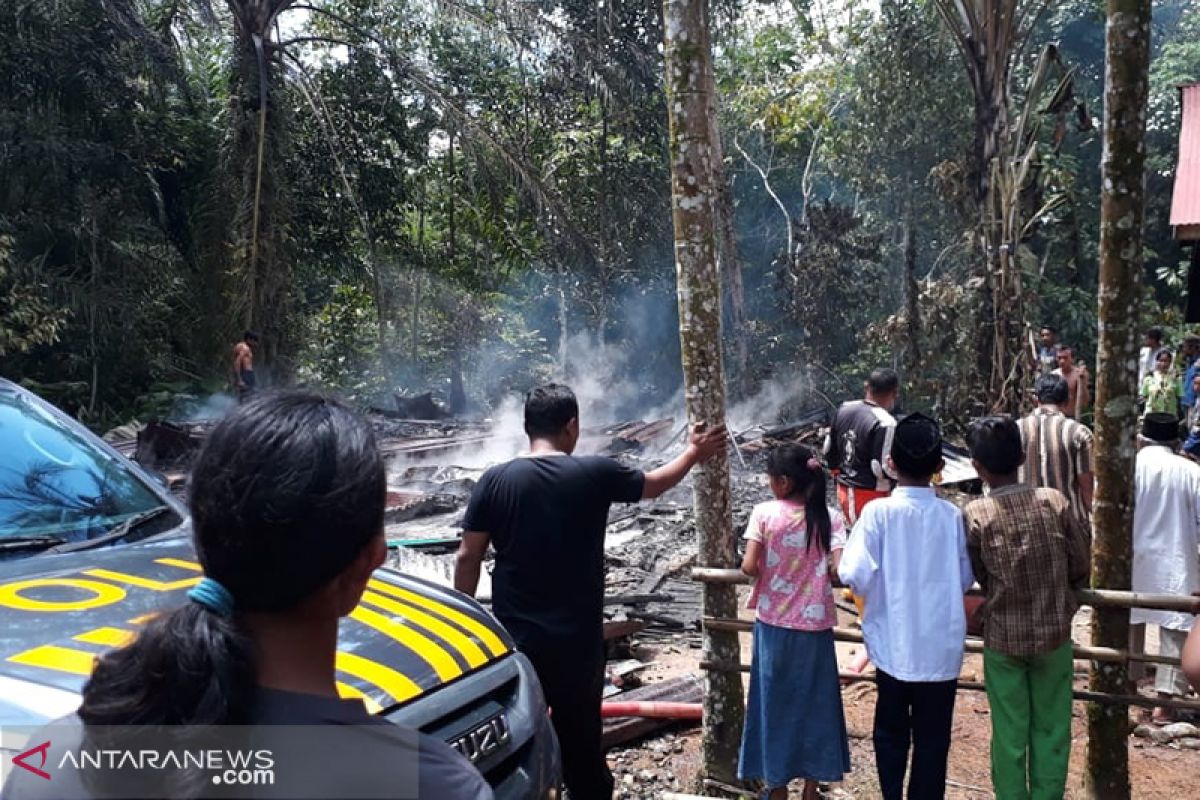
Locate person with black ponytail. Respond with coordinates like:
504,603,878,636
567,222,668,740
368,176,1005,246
737,443,850,800
2,393,492,800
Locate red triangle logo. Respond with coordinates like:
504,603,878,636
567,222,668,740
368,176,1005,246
12,740,51,780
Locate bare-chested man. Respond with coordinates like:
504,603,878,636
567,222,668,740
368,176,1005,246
1052,345,1090,419
232,330,259,401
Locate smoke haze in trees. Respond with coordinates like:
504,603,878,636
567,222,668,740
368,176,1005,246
169,393,237,424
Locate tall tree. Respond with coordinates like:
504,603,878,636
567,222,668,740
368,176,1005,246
1086,1,1151,797
226,0,298,374
931,0,1053,203
661,0,742,786
932,0,1053,412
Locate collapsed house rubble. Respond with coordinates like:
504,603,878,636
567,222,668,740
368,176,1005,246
104,401,980,755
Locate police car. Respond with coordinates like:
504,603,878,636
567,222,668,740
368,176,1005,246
0,378,560,797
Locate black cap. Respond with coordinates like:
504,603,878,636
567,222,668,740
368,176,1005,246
894,412,942,460
892,412,943,478
1142,413,1179,444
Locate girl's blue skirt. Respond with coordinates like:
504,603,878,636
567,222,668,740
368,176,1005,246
738,621,851,787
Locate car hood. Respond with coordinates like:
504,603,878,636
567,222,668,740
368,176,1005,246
0,535,513,723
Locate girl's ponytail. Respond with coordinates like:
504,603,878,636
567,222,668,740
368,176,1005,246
75,393,387,797
803,457,832,555
80,600,255,729
77,603,256,797
767,443,832,553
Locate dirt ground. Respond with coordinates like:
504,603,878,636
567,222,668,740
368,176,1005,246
608,600,1200,799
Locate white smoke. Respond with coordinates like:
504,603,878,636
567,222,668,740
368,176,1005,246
447,394,528,468
172,393,237,424
559,332,639,426
727,370,812,432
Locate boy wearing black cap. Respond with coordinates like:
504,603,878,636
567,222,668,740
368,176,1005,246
838,413,974,800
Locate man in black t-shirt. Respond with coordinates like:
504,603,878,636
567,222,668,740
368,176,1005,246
454,383,725,800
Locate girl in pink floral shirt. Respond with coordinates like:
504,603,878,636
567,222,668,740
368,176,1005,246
738,444,850,799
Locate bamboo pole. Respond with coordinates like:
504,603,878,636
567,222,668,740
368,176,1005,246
690,567,1200,613
1076,588,1200,613
700,617,1183,667
698,660,1200,713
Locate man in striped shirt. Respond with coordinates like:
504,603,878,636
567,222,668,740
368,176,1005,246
1018,374,1095,531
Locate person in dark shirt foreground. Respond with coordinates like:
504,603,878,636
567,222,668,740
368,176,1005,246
454,383,726,800
2,393,491,800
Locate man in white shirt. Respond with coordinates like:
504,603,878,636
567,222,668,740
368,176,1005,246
839,414,974,800
1137,327,1164,386
1130,413,1200,722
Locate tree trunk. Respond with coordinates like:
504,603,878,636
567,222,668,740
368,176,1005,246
1085,2,1151,797
661,0,743,786
932,1,1030,415
447,132,456,264
971,69,1009,208
707,102,750,400
902,209,921,372
229,3,295,381
411,186,425,364
558,272,569,374
449,348,466,415
700,28,748,399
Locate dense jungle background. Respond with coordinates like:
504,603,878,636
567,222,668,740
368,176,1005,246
2,0,1198,427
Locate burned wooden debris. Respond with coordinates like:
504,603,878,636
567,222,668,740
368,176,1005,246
383,490,461,525
391,392,451,420
602,418,676,454
134,420,207,469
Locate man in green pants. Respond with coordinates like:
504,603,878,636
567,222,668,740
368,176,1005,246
962,417,1092,799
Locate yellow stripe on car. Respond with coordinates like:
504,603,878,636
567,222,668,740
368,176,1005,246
83,568,200,592
367,579,508,658
155,557,202,572
335,681,384,714
8,644,97,675
73,627,136,648
360,590,488,669
335,651,421,705
350,606,462,682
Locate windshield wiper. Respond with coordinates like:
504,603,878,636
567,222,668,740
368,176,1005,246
48,505,174,554
0,535,69,554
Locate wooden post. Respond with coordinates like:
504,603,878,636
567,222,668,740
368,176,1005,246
1087,2,1152,797
662,0,744,786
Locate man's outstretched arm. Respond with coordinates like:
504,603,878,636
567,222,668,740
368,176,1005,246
642,422,728,499
454,531,490,596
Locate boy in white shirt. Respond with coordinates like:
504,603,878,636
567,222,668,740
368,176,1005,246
838,413,974,800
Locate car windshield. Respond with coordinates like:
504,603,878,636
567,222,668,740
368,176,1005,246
0,391,166,544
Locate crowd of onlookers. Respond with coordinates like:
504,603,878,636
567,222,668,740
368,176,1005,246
736,356,1200,800
1037,323,1200,458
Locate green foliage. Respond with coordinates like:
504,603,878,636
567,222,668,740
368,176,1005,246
2,0,1197,426
298,284,390,400
0,0,218,421
776,201,885,364
0,232,69,356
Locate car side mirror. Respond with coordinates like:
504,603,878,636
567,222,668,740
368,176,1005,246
149,470,171,489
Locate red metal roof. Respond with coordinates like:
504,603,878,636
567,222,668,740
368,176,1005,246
1172,83,1200,235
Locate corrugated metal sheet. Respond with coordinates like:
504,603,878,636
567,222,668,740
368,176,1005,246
1171,84,1200,231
